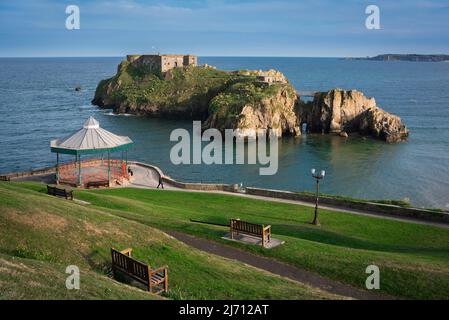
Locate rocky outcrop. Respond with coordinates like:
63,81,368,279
298,89,409,142
206,84,300,138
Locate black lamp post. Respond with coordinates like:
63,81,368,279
311,168,326,226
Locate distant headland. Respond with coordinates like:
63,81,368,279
92,53,409,142
346,54,449,62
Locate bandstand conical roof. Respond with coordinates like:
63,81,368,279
51,117,133,155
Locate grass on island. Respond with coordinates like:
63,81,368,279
0,182,339,300
61,186,449,300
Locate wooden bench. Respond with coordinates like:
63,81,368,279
0,176,10,181
86,180,109,189
111,248,168,294
47,185,73,200
230,218,271,248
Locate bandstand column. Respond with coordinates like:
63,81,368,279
78,154,82,186
125,150,128,169
107,151,111,186
56,153,60,184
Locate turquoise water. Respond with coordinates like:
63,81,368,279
1,57,448,209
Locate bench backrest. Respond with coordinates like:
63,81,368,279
87,180,109,188
231,219,263,236
47,185,73,198
111,248,149,285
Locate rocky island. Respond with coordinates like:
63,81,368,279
92,54,408,142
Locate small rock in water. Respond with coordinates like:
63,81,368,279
75,86,82,92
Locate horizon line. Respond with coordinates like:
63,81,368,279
0,55,348,59
1,53,447,59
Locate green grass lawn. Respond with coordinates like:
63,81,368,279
0,182,338,300
58,185,449,300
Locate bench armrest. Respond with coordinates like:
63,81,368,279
120,248,133,256
151,265,168,276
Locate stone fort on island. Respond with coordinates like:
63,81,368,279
126,54,198,73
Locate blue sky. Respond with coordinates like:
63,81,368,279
0,0,448,57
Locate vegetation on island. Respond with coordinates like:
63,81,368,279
2,181,449,300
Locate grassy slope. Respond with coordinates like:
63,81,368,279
64,186,449,300
0,182,338,300
0,254,159,300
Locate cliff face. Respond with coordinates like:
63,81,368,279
206,82,299,137
298,89,409,142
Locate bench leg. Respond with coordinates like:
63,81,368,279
230,222,234,240
262,232,265,248
148,266,152,293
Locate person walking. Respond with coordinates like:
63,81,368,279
157,175,164,189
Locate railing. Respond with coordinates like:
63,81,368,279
58,158,129,185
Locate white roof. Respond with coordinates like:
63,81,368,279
51,117,133,152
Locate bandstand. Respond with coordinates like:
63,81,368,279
50,117,133,187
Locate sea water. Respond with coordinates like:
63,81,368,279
0,57,448,209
